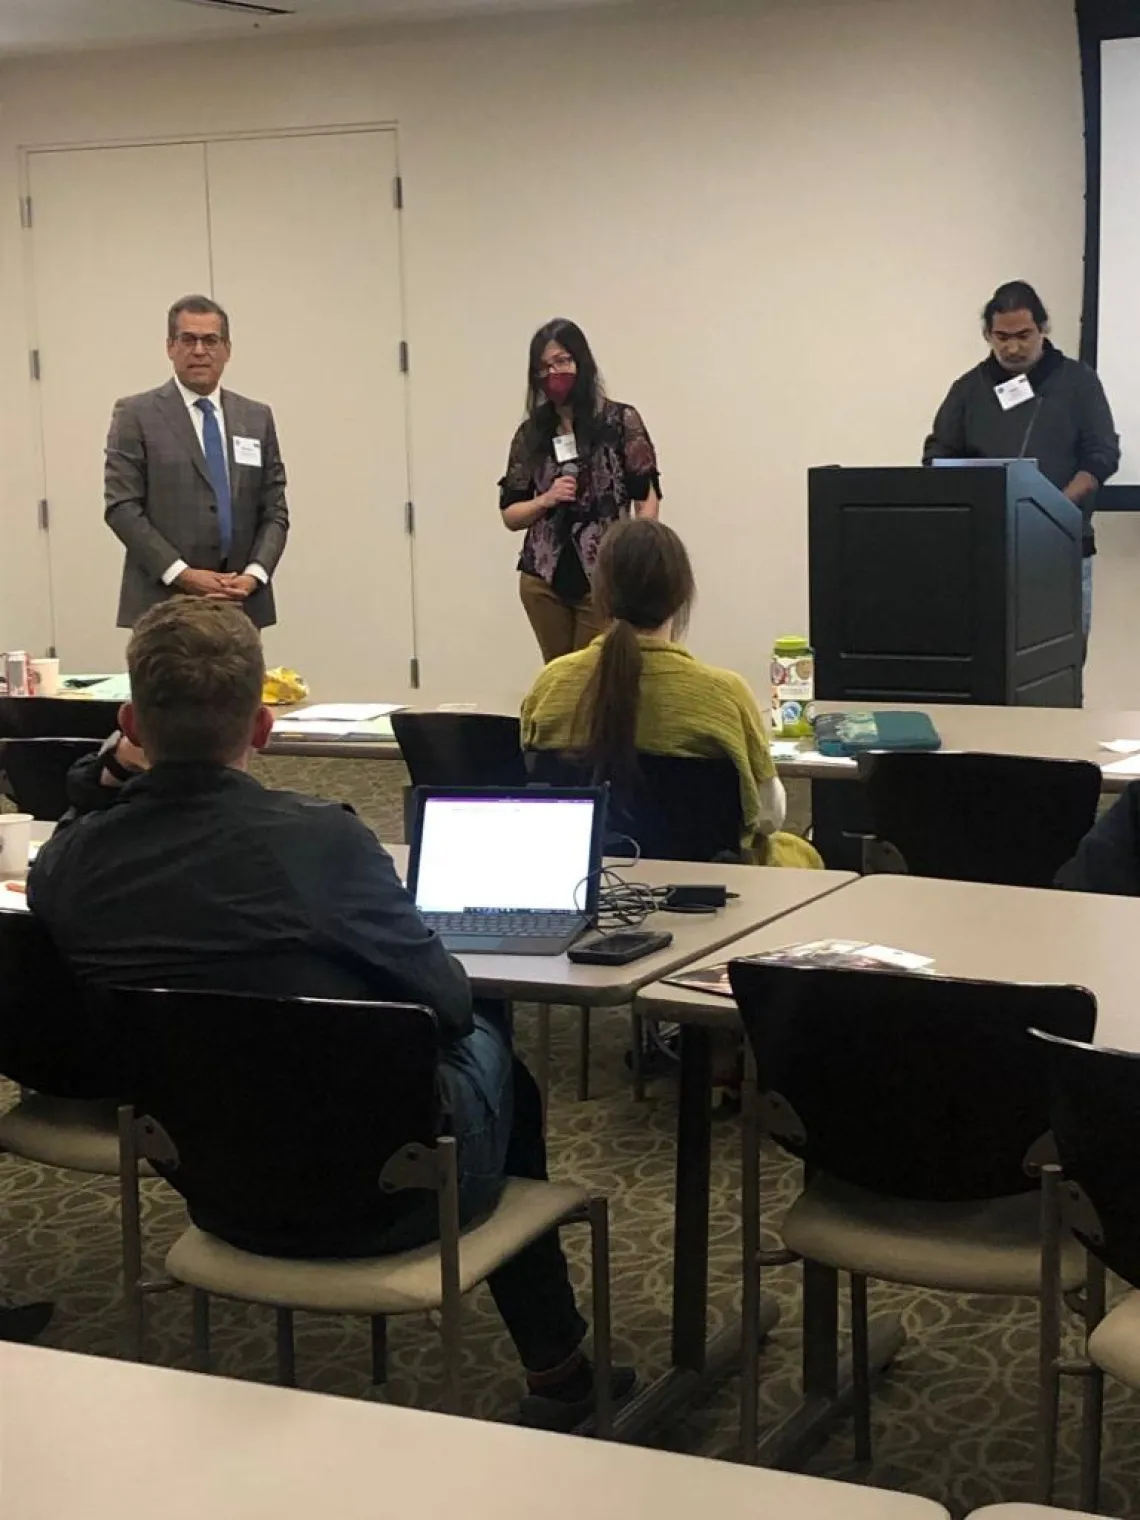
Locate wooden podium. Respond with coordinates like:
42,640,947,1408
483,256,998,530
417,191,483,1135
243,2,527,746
807,461,1084,867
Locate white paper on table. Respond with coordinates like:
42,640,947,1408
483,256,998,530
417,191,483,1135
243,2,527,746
789,749,858,767
1100,740,1140,755
0,884,28,914
291,703,404,722
1102,755,1140,777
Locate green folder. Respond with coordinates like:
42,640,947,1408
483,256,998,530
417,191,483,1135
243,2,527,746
813,710,942,758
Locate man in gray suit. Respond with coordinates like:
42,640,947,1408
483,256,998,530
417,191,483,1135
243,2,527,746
104,295,290,629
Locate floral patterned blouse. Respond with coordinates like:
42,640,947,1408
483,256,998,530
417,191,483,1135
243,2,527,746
498,399,661,591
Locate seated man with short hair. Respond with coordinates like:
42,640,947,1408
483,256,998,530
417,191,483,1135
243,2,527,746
29,598,628,1428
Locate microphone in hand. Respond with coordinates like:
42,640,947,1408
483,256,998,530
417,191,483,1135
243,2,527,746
546,463,580,511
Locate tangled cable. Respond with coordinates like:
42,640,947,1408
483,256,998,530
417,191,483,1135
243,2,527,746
573,835,672,931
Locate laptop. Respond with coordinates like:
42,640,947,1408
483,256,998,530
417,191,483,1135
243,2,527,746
406,787,607,955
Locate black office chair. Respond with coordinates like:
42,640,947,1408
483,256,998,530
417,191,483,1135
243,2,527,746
392,713,528,841
0,697,119,741
526,751,743,862
392,712,527,787
1,738,102,821
860,750,1102,886
730,959,1096,1490
0,912,118,1102
1034,1029,1140,1511
112,986,613,1424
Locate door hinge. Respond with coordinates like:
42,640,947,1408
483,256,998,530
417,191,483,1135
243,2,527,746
29,349,40,381
393,175,404,211
37,499,49,531
19,195,32,229
398,340,409,375
404,500,415,535
409,656,421,690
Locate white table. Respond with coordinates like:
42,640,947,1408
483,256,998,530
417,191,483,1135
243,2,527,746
638,872,1140,1053
385,844,856,1008
0,1344,950,1520
777,701,1140,792
636,871,1140,1467
257,699,1140,793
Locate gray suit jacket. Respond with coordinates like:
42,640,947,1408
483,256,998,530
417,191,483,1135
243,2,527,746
104,378,290,629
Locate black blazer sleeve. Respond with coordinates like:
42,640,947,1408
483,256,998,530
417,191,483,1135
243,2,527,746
1056,783,1140,896
316,812,475,1040
923,377,969,464
1074,366,1121,485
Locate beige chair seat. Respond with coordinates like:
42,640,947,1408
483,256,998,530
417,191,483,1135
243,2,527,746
782,1174,1085,1295
967,1509,1103,1517
1086,1288,1140,1389
0,1094,150,1175
166,1177,588,1316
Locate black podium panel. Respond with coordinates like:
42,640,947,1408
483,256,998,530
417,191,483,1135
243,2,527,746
809,462,1083,708
808,462,1084,869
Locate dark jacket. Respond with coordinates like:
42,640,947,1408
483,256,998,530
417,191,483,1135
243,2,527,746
923,342,1120,554
1056,783,1140,897
29,763,476,1046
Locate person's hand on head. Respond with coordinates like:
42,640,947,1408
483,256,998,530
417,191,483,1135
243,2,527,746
174,568,232,598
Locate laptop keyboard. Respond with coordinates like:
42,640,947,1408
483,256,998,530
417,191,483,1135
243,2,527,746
424,912,580,938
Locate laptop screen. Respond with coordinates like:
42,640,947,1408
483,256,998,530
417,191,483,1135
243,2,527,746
413,793,599,915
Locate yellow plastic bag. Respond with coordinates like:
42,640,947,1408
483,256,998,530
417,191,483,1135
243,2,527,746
262,667,309,706
757,831,825,870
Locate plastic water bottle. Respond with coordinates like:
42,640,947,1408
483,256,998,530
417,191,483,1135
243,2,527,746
771,636,815,739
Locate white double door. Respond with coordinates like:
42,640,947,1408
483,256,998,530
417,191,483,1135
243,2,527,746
27,129,415,698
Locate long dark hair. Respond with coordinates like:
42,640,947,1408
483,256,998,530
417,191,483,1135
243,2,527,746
575,518,696,785
983,280,1049,331
523,318,605,464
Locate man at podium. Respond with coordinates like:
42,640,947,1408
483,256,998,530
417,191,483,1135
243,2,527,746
923,280,1120,643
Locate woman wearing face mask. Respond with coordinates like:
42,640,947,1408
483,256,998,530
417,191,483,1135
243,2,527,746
499,318,660,663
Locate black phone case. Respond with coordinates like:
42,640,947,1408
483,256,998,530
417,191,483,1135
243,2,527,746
567,930,674,966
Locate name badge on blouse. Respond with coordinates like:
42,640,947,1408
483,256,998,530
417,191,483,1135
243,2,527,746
994,374,1035,411
553,434,579,465
232,436,262,467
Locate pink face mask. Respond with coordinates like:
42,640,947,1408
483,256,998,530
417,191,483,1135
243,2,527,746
541,372,576,405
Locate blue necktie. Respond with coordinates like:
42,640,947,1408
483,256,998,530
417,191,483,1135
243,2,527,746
195,397,233,561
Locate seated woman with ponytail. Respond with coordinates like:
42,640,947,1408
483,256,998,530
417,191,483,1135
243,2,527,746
520,517,820,868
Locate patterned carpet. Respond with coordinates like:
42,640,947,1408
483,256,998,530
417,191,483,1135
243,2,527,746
2,755,1138,1518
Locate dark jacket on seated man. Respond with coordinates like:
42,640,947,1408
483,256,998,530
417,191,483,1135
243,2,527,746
29,762,498,1106
24,600,604,1408
1056,781,1140,897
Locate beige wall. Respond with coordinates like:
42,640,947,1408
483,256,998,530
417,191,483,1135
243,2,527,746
1,0,1120,710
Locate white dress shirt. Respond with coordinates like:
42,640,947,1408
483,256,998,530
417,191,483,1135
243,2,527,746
161,377,267,588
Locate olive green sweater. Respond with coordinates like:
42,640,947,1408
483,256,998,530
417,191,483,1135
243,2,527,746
520,635,782,841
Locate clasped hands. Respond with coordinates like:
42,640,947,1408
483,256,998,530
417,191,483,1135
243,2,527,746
175,568,259,601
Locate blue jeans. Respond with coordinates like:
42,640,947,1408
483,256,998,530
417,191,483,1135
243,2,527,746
375,1007,587,1373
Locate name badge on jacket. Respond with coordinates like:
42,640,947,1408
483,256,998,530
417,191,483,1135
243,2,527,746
994,374,1035,411
233,436,262,467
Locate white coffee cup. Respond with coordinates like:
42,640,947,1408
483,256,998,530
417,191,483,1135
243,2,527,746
28,658,61,697
0,814,34,882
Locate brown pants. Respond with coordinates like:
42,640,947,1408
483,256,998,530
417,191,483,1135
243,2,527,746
519,573,603,664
